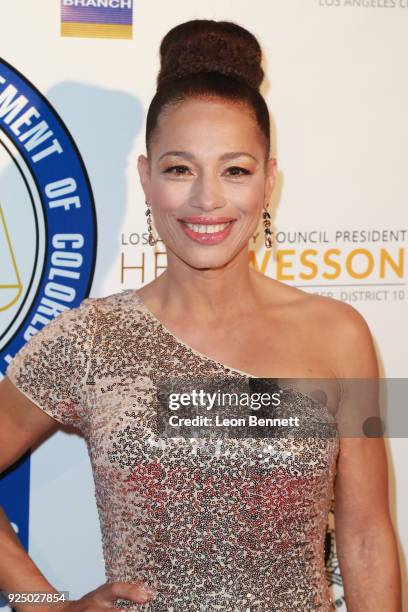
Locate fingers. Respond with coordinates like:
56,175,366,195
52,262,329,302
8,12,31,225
83,580,157,610
108,581,156,606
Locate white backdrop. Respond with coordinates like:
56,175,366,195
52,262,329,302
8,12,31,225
0,0,407,609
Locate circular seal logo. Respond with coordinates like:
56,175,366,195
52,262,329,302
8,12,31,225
0,59,96,374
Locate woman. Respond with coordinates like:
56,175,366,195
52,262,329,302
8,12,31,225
0,19,402,612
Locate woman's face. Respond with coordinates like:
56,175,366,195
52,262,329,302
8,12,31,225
138,97,276,269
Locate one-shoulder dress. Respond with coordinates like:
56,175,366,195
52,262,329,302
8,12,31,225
7,289,340,611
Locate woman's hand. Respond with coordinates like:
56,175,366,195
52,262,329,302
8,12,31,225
56,581,157,610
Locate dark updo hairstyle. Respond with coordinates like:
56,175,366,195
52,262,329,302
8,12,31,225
146,19,271,160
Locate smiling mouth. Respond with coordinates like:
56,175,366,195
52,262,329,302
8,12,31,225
181,221,233,234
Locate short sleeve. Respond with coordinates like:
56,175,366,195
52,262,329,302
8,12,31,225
5,298,98,432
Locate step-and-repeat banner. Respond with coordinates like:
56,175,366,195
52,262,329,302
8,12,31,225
0,1,407,609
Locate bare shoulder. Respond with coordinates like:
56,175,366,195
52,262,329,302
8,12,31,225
294,286,371,333
267,277,367,326
267,280,378,377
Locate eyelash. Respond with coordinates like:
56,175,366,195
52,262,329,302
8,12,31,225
227,166,251,176
163,165,251,176
163,165,189,175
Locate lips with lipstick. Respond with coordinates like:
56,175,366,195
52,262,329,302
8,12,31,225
178,216,236,245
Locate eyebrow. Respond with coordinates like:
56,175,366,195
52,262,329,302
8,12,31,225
158,150,259,162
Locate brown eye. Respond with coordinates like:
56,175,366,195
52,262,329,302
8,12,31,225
164,165,190,175
226,166,251,176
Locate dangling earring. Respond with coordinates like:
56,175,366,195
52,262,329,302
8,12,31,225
263,204,273,248
145,200,157,246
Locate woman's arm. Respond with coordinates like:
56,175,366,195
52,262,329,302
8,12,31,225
331,304,402,611
0,377,62,611
0,377,156,611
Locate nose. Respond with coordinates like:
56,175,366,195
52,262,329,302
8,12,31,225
190,170,225,211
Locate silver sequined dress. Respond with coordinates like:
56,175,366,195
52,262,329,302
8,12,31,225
7,290,339,611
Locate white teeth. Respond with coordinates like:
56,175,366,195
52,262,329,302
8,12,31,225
184,222,231,234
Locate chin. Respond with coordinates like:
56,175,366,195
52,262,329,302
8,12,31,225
191,258,235,271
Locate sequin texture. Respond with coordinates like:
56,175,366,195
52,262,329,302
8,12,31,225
7,290,339,611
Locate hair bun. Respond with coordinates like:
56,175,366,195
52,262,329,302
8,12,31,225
157,20,264,91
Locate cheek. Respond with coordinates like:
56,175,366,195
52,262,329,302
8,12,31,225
150,179,191,212
228,179,264,213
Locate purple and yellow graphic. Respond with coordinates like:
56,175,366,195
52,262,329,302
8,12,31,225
61,0,133,40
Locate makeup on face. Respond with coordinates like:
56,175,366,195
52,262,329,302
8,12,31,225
146,99,268,250
177,216,237,245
